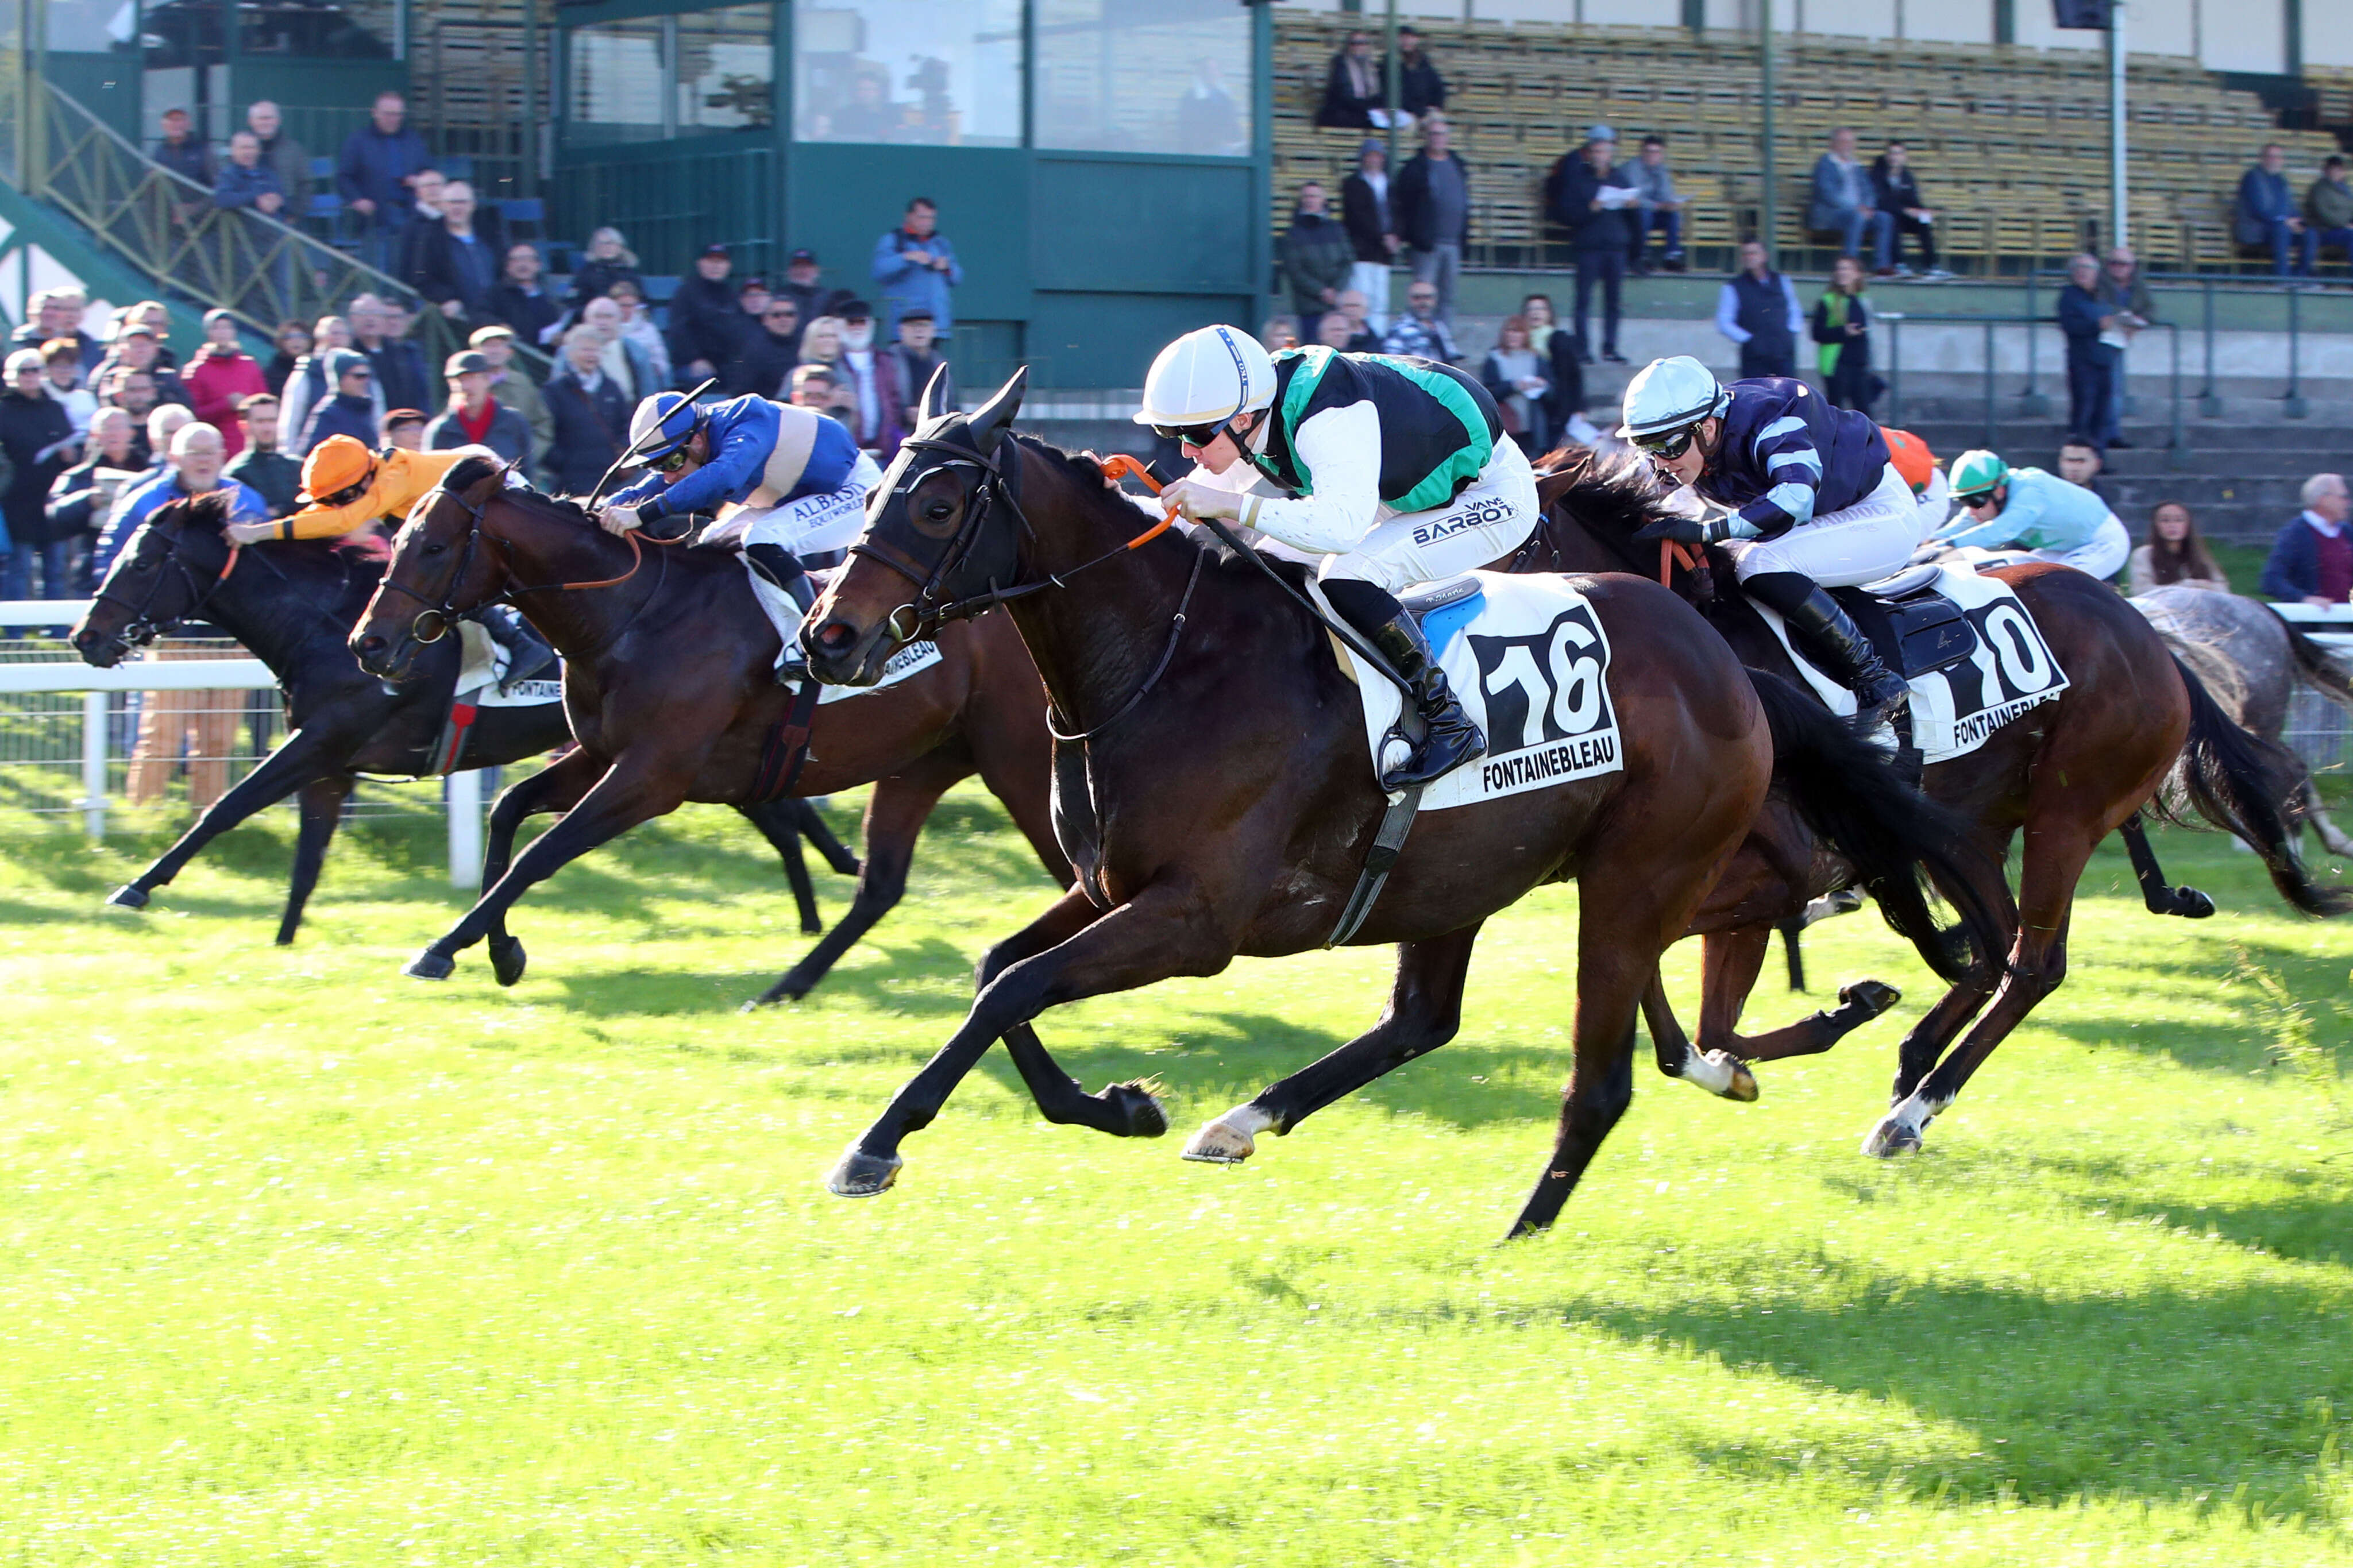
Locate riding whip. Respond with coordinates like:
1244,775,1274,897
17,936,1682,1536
584,376,719,511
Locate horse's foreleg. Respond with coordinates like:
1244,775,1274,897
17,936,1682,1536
826,880,1228,1198
276,773,356,944
406,755,687,980
471,748,606,986
1183,924,1482,1164
2300,777,2353,859
732,798,826,932
1693,922,1900,1067
2119,810,2216,918
982,891,1168,1140
796,797,862,875
106,728,337,910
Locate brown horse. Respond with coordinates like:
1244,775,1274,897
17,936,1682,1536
1525,448,2350,1156
800,371,2000,1235
346,457,1071,1007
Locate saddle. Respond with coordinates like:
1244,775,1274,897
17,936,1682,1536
1829,563,1978,680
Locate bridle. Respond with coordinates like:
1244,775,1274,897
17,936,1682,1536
91,519,243,646
374,476,668,644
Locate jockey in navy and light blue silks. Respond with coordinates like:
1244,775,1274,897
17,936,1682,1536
1620,357,1918,731
599,392,880,681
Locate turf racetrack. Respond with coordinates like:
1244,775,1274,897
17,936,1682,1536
3,788,2350,1565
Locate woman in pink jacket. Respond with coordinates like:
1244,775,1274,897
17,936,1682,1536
185,308,268,456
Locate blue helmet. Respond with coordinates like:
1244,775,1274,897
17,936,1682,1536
628,391,703,464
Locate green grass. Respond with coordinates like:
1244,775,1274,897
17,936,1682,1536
3,791,2350,1566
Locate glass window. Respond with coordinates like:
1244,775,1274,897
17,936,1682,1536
1033,0,1251,157
46,0,135,53
792,0,1020,148
568,20,668,146
677,5,774,134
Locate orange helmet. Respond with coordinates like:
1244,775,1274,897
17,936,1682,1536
1881,427,1935,496
299,434,376,504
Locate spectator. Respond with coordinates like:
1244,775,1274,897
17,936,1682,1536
132,301,178,364
244,101,310,216
185,309,267,454
383,408,429,452
412,180,502,326
790,363,854,430
1394,117,1469,323
2236,143,2313,278
1340,140,1399,331
1871,141,1947,280
1480,315,1550,456
2057,252,2123,451
1380,279,1458,361
1521,293,1583,437
1259,315,1300,352
1558,126,1634,365
1,349,80,601
99,421,265,577
350,296,431,416
1317,30,1388,130
263,320,311,397
97,324,192,411
2129,500,2227,595
1334,289,1380,353
104,368,161,441
882,307,953,424
1812,256,1877,415
1715,238,1804,379
296,350,379,455
1316,312,1356,349
335,92,431,271
580,296,655,403
485,243,562,349
40,339,98,435
213,130,286,219
872,197,963,334
222,393,300,516
469,325,552,462
47,407,140,586
1176,59,1244,157
780,250,827,325
1807,127,1892,273
1279,181,1354,345
10,288,102,375
2309,156,2353,272
605,278,673,389
724,293,803,397
275,315,376,450
2056,438,2113,505
396,166,448,285
425,350,531,468
145,403,194,468
669,244,745,384
541,325,630,495
735,276,779,349
799,315,846,372
1394,27,1445,119
153,107,213,187
2260,474,2352,607
1625,135,1687,275
566,227,645,311
831,300,904,456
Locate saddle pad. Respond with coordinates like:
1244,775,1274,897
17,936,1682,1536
452,621,564,711
1327,570,1626,813
1758,564,2069,764
818,637,942,702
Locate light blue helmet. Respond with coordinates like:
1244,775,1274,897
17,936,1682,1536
628,391,703,463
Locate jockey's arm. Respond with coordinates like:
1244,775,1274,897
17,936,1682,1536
1228,401,1384,555
1727,423,1820,540
1936,484,2035,550
630,400,781,523
275,482,395,540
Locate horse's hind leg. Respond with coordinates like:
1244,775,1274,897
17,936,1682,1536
276,773,356,944
2300,777,2353,859
106,729,337,911
746,759,966,1008
796,798,862,875
2119,810,2216,918
1695,923,1903,1065
1183,925,1482,1164
458,748,605,986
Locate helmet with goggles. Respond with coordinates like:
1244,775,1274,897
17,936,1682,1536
1133,325,1277,447
298,434,377,507
628,391,705,470
1947,449,2010,506
1617,356,1732,457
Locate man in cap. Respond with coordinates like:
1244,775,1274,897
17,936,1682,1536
830,299,904,456
468,324,553,458
426,350,532,467
779,249,827,328
670,243,747,384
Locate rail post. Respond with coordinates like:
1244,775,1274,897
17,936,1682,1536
2284,285,2308,419
446,768,483,889
2198,277,2221,418
80,690,107,841
2019,271,2050,417
2167,322,2186,469
1885,314,1903,426
1982,319,1997,451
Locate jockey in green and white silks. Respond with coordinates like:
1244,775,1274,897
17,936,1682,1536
1137,325,1541,791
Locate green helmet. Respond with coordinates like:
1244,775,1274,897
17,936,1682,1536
1947,449,2009,500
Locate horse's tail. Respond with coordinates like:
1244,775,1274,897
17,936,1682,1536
1743,669,2006,982
2269,605,2353,720
2156,654,2353,917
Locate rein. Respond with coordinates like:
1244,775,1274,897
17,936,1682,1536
376,478,679,643
92,526,244,644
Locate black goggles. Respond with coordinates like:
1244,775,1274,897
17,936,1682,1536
312,478,371,508
645,446,694,473
1956,489,2000,509
1631,424,1700,459
1151,418,1230,449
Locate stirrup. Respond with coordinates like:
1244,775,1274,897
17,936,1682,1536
1378,705,1484,792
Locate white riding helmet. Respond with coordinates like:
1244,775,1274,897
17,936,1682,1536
1617,354,1732,441
1133,325,1278,435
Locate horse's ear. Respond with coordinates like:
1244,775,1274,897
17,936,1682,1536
969,366,1028,439
464,459,509,501
917,362,952,426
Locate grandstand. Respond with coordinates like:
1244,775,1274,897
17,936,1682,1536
1272,15,2348,275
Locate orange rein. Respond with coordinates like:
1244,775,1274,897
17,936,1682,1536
1098,454,1181,548
1657,537,1705,586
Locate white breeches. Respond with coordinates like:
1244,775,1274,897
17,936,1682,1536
704,451,883,557
1318,438,1541,596
2028,513,2129,582
1912,466,1951,538
1723,464,1921,588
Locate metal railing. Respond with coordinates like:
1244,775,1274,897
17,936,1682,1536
1880,310,2185,458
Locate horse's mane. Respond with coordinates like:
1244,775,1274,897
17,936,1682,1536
439,454,599,529
1004,430,1293,579
1533,443,1675,542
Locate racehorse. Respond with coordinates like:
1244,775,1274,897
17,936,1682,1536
2134,585,2353,860
69,488,850,944
348,456,1072,1006
799,370,2001,1236
1521,447,2350,1156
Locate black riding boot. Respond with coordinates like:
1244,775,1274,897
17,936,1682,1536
745,542,817,683
1746,570,1910,731
477,604,555,692
1324,578,1486,791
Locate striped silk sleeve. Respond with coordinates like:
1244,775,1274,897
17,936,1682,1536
1734,414,1823,537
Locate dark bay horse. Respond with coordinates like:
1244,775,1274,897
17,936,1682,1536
348,457,1071,1005
801,370,2000,1237
68,488,847,943
1526,449,2350,1156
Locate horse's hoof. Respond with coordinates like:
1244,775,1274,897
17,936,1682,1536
1680,1048,1758,1102
1839,979,1902,1018
824,1146,902,1198
1182,1116,1257,1164
1860,1113,1923,1158
1722,1056,1760,1103
488,935,527,987
105,884,149,910
2173,887,2216,920
403,948,457,981
1101,1079,1168,1138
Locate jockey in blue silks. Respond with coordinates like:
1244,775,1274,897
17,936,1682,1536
596,391,880,681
